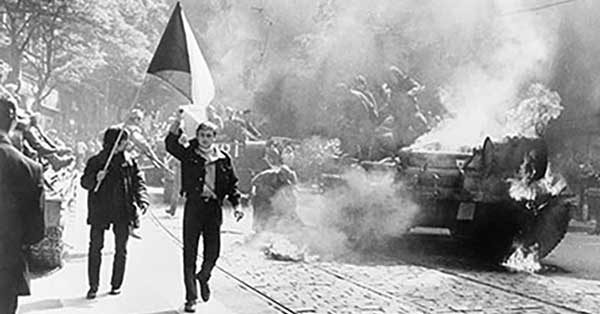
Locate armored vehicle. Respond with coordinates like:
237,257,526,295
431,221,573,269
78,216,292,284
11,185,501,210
394,136,573,260
326,137,574,261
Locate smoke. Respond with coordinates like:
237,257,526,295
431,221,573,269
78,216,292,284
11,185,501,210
317,167,419,239
549,0,600,116
412,83,563,152
189,1,574,145
410,0,563,151
181,0,600,161
243,136,418,258
259,166,420,259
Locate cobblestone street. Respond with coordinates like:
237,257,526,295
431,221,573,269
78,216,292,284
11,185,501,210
153,202,600,314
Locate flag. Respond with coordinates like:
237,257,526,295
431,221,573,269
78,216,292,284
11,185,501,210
147,2,214,122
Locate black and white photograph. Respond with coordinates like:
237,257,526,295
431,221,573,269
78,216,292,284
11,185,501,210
1,0,599,313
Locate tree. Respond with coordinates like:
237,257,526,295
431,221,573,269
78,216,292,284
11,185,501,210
0,0,169,116
54,0,171,133
1,1,100,104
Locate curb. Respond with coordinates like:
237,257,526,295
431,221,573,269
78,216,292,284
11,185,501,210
567,220,597,233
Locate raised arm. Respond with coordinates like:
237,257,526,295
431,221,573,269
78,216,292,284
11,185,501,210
164,113,186,161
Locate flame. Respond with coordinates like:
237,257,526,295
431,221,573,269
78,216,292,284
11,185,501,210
262,233,317,262
411,83,562,153
508,163,568,202
409,0,561,153
502,243,541,273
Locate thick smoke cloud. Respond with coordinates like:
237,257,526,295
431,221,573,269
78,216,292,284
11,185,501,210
263,166,420,259
183,0,596,150
178,0,600,257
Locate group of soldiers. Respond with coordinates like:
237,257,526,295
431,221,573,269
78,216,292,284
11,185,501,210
336,66,441,160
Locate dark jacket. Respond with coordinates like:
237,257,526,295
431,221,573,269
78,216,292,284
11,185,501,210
80,150,149,226
0,133,45,296
165,128,240,207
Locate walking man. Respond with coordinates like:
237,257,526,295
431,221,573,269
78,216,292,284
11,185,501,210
0,95,46,314
165,112,244,313
80,126,149,299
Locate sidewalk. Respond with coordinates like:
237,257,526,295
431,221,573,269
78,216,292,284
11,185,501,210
16,187,262,314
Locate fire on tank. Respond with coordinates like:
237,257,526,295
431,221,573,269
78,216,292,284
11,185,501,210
325,136,575,263
392,136,575,262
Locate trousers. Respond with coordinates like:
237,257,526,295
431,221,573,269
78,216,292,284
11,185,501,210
182,197,222,302
88,223,129,290
0,270,18,314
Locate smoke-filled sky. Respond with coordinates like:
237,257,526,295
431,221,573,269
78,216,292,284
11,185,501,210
171,0,600,256
179,0,599,150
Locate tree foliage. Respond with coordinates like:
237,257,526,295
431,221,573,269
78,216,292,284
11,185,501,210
0,0,170,129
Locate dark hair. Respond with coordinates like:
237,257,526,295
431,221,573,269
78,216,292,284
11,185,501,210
195,121,218,135
0,96,16,131
103,126,129,149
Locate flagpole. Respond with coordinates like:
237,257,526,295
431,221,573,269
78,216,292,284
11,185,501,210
93,75,148,192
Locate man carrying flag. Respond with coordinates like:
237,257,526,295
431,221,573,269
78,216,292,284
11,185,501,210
166,115,243,312
148,2,244,312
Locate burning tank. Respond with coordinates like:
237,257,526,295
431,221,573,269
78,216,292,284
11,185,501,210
394,136,574,261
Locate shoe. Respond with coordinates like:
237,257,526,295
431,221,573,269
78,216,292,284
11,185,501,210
184,300,196,313
129,226,142,240
86,288,97,299
109,287,121,295
198,278,210,302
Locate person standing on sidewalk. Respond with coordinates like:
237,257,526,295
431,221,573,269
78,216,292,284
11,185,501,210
0,95,46,314
80,126,149,299
165,111,244,313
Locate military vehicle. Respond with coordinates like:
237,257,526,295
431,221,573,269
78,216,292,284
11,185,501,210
326,136,574,261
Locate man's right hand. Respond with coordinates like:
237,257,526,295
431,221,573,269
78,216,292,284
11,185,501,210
96,170,107,183
169,109,184,134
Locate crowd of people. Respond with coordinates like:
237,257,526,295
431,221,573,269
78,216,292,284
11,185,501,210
332,66,443,161
0,78,305,314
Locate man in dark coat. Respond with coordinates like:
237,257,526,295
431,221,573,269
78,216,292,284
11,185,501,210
80,126,149,299
0,95,45,314
250,165,301,233
165,112,244,313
